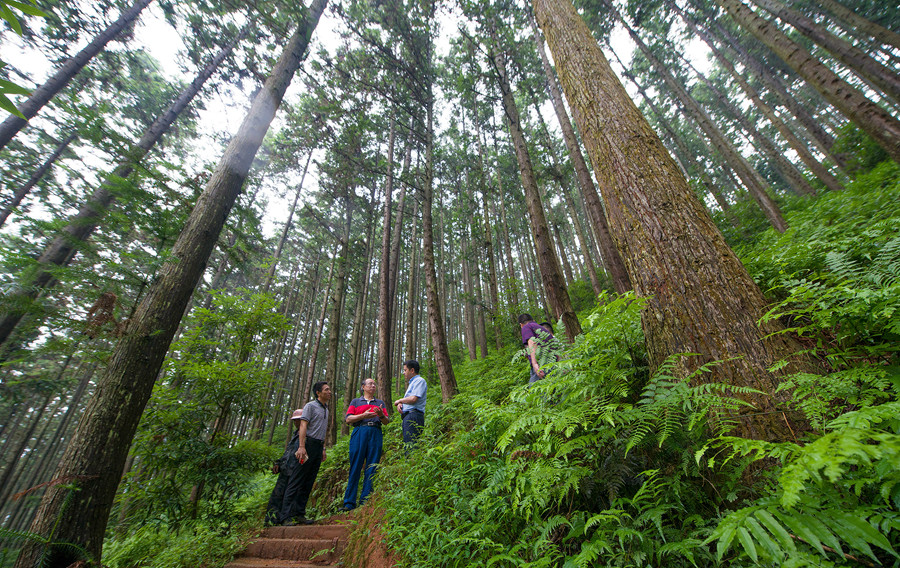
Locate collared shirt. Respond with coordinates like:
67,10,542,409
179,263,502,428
300,399,329,440
401,374,427,413
346,396,389,427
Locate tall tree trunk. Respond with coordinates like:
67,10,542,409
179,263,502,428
404,201,420,364
0,0,155,151
376,114,397,403
750,0,900,103
621,17,789,232
344,188,377,436
0,31,243,350
263,152,311,293
535,0,815,441
13,4,326,566
490,30,581,341
422,99,458,401
716,0,900,163
0,131,77,228
324,202,352,447
532,17,632,293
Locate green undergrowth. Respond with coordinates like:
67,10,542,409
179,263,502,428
367,167,900,567
103,473,272,568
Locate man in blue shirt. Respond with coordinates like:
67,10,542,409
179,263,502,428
393,360,427,451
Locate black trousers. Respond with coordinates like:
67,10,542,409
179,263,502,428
265,468,291,524
278,437,324,522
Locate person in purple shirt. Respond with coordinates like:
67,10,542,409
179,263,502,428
519,313,556,383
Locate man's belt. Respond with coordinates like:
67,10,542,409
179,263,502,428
355,421,381,427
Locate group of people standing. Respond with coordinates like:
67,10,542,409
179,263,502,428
265,360,427,526
265,315,557,526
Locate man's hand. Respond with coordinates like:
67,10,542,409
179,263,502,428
360,410,377,419
272,463,280,474
295,446,308,464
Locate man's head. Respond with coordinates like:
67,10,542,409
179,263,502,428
518,313,534,327
290,408,303,427
361,377,376,395
313,381,331,402
402,360,419,380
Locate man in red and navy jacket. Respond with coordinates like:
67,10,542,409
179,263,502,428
342,377,390,510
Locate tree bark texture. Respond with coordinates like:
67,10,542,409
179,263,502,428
0,0,155,152
13,4,326,566
535,0,813,441
491,33,581,342
716,0,900,163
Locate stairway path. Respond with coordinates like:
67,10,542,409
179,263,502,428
225,522,350,568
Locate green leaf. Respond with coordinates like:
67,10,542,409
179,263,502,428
774,510,826,558
0,3,22,34
754,510,797,554
797,513,844,558
829,511,898,560
0,78,32,95
745,517,782,561
736,527,758,563
0,93,25,118
5,0,48,18
714,523,737,561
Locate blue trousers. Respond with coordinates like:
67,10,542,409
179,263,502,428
401,409,425,453
343,426,383,508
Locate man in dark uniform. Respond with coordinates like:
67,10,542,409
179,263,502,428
342,378,390,511
278,381,331,525
264,408,304,525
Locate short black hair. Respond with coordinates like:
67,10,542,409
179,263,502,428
313,381,328,396
540,321,554,334
361,377,375,392
518,313,534,324
403,360,420,374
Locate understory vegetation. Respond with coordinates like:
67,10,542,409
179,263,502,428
365,164,900,567
90,162,900,568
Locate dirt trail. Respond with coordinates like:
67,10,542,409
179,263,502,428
225,522,350,568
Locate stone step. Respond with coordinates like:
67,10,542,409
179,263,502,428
224,558,336,568
242,537,344,562
262,524,349,540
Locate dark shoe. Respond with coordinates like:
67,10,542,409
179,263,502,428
301,517,315,525
341,504,355,512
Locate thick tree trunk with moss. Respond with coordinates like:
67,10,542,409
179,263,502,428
535,0,813,441
532,18,631,294
716,0,900,163
491,34,581,341
13,3,327,566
